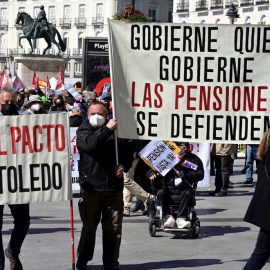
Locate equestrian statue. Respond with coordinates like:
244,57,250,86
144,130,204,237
15,5,66,55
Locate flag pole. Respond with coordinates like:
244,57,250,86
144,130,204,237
108,19,119,165
70,199,75,270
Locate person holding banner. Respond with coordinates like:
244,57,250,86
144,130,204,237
243,129,270,270
0,86,30,270
147,142,204,229
76,101,133,270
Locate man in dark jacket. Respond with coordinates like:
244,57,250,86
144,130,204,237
148,142,204,229
76,101,133,270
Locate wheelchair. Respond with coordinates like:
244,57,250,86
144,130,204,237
148,182,200,238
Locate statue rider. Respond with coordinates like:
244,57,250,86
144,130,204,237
33,5,52,41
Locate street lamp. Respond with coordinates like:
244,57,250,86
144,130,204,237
226,2,240,24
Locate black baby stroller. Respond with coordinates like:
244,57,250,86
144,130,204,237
148,180,200,238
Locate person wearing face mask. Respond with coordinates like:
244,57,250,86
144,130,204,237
147,141,204,229
22,95,47,115
76,101,133,270
100,94,112,119
50,95,67,112
65,96,76,116
0,86,30,270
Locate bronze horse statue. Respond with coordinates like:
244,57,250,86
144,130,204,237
15,12,66,55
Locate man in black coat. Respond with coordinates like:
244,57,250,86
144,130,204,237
76,101,133,270
148,142,204,229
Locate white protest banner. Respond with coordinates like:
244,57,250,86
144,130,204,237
70,127,80,190
0,114,72,204
108,21,270,144
64,83,82,101
190,143,210,188
139,140,180,176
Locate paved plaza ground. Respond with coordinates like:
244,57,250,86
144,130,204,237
2,158,269,270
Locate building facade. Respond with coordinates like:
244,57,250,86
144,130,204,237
173,0,269,25
0,0,173,86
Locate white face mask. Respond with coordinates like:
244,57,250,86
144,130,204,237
31,103,41,112
68,106,73,111
89,114,105,127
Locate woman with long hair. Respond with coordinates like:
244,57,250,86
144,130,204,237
243,128,270,269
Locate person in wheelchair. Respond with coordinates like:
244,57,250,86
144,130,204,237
147,141,204,229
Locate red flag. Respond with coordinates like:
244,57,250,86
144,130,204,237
55,67,63,90
32,72,39,90
46,75,51,90
0,69,9,89
32,71,37,85
12,75,27,91
34,75,39,90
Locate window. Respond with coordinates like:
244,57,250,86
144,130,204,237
63,32,69,49
168,8,173,22
64,5,70,19
259,15,266,25
1,8,7,22
33,7,39,19
78,32,84,54
49,6,55,20
148,7,157,22
18,7,25,13
75,62,82,75
245,16,251,24
79,5,85,18
0,34,6,54
97,4,103,18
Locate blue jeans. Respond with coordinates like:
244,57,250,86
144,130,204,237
0,204,30,269
246,144,259,180
243,229,270,270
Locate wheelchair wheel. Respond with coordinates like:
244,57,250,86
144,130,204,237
149,224,156,237
192,220,200,238
149,210,157,237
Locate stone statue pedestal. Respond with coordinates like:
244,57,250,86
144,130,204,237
15,55,67,89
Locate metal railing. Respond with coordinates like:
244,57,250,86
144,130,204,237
74,18,86,27
0,20,8,27
240,0,254,7
92,17,104,25
13,48,25,55
59,18,71,28
48,18,56,26
63,49,70,56
196,1,209,11
210,0,223,9
225,1,238,8
176,3,189,12
0,48,8,55
73,49,83,56
255,0,269,4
